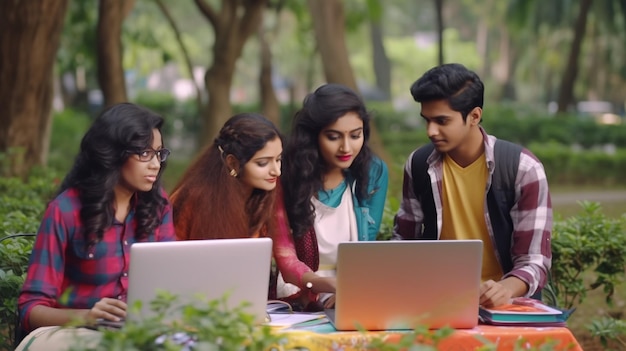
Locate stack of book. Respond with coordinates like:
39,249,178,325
479,297,570,327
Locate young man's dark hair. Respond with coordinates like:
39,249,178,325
410,63,484,122
394,63,552,308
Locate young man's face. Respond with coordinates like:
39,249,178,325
420,99,481,155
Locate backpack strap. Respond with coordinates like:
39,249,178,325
486,139,522,276
410,143,437,239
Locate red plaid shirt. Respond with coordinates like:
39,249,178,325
18,188,175,331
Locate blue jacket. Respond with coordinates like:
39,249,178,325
294,157,389,269
346,157,389,241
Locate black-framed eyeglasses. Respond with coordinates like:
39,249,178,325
131,148,171,163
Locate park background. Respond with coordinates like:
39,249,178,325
1,1,626,350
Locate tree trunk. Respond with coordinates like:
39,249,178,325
434,0,444,66
556,0,592,114
258,28,281,126
195,0,267,144
0,0,69,177
492,25,517,101
476,20,489,78
97,0,135,107
306,0,357,91
370,21,391,100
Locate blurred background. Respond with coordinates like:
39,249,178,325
1,0,625,194
1,1,626,349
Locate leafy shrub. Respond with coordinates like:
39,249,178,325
48,109,92,174
530,141,626,186
67,292,285,351
0,235,35,350
587,317,626,350
134,90,200,145
548,202,626,309
0,169,59,348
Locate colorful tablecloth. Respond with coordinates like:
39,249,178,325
278,325,583,351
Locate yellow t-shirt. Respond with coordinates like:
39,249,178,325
440,153,504,282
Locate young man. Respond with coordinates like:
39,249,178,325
393,63,552,307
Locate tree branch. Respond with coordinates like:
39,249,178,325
239,0,267,39
194,0,217,27
154,0,203,113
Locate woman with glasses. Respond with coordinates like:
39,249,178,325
170,113,282,240
16,103,175,351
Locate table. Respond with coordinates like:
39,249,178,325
279,325,583,350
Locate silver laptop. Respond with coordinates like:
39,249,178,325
327,240,483,331
121,238,272,325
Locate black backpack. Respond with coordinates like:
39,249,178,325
410,139,522,275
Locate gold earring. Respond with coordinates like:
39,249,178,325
229,169,237,177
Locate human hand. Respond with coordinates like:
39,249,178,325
323,294,335,309
479,280,513,308
86,297,127,322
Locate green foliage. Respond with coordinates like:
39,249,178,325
377,196,400,241
68,292,285,351
0,235,35,350
531,143,626,186
0,170,59,236
587,316,626,350
549,202,626,310
134,90,201,144
48,108,92,174
0,169,59,348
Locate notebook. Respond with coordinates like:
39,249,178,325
326,240,483,331
99,237,273,328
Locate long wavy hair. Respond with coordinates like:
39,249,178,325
59,103,168,245
282,83,374,238
170,113,282,240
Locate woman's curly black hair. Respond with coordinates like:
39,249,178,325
59,103,168,245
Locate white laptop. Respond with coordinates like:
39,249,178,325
327,240,483,331
102,237,272,327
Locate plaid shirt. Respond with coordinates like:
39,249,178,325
18,188,175,331
393,128,552,296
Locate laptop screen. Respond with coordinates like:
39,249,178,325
126,238,273,325
330,240,483,331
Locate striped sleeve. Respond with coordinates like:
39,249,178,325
506,149,553,296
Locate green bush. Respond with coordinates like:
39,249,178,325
0,169,59,349
67,292,284,351
587,317,626,350
48,108,92,174
0,235,35,350
548,202,626,310
134,90,201,147
532,144,626,186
